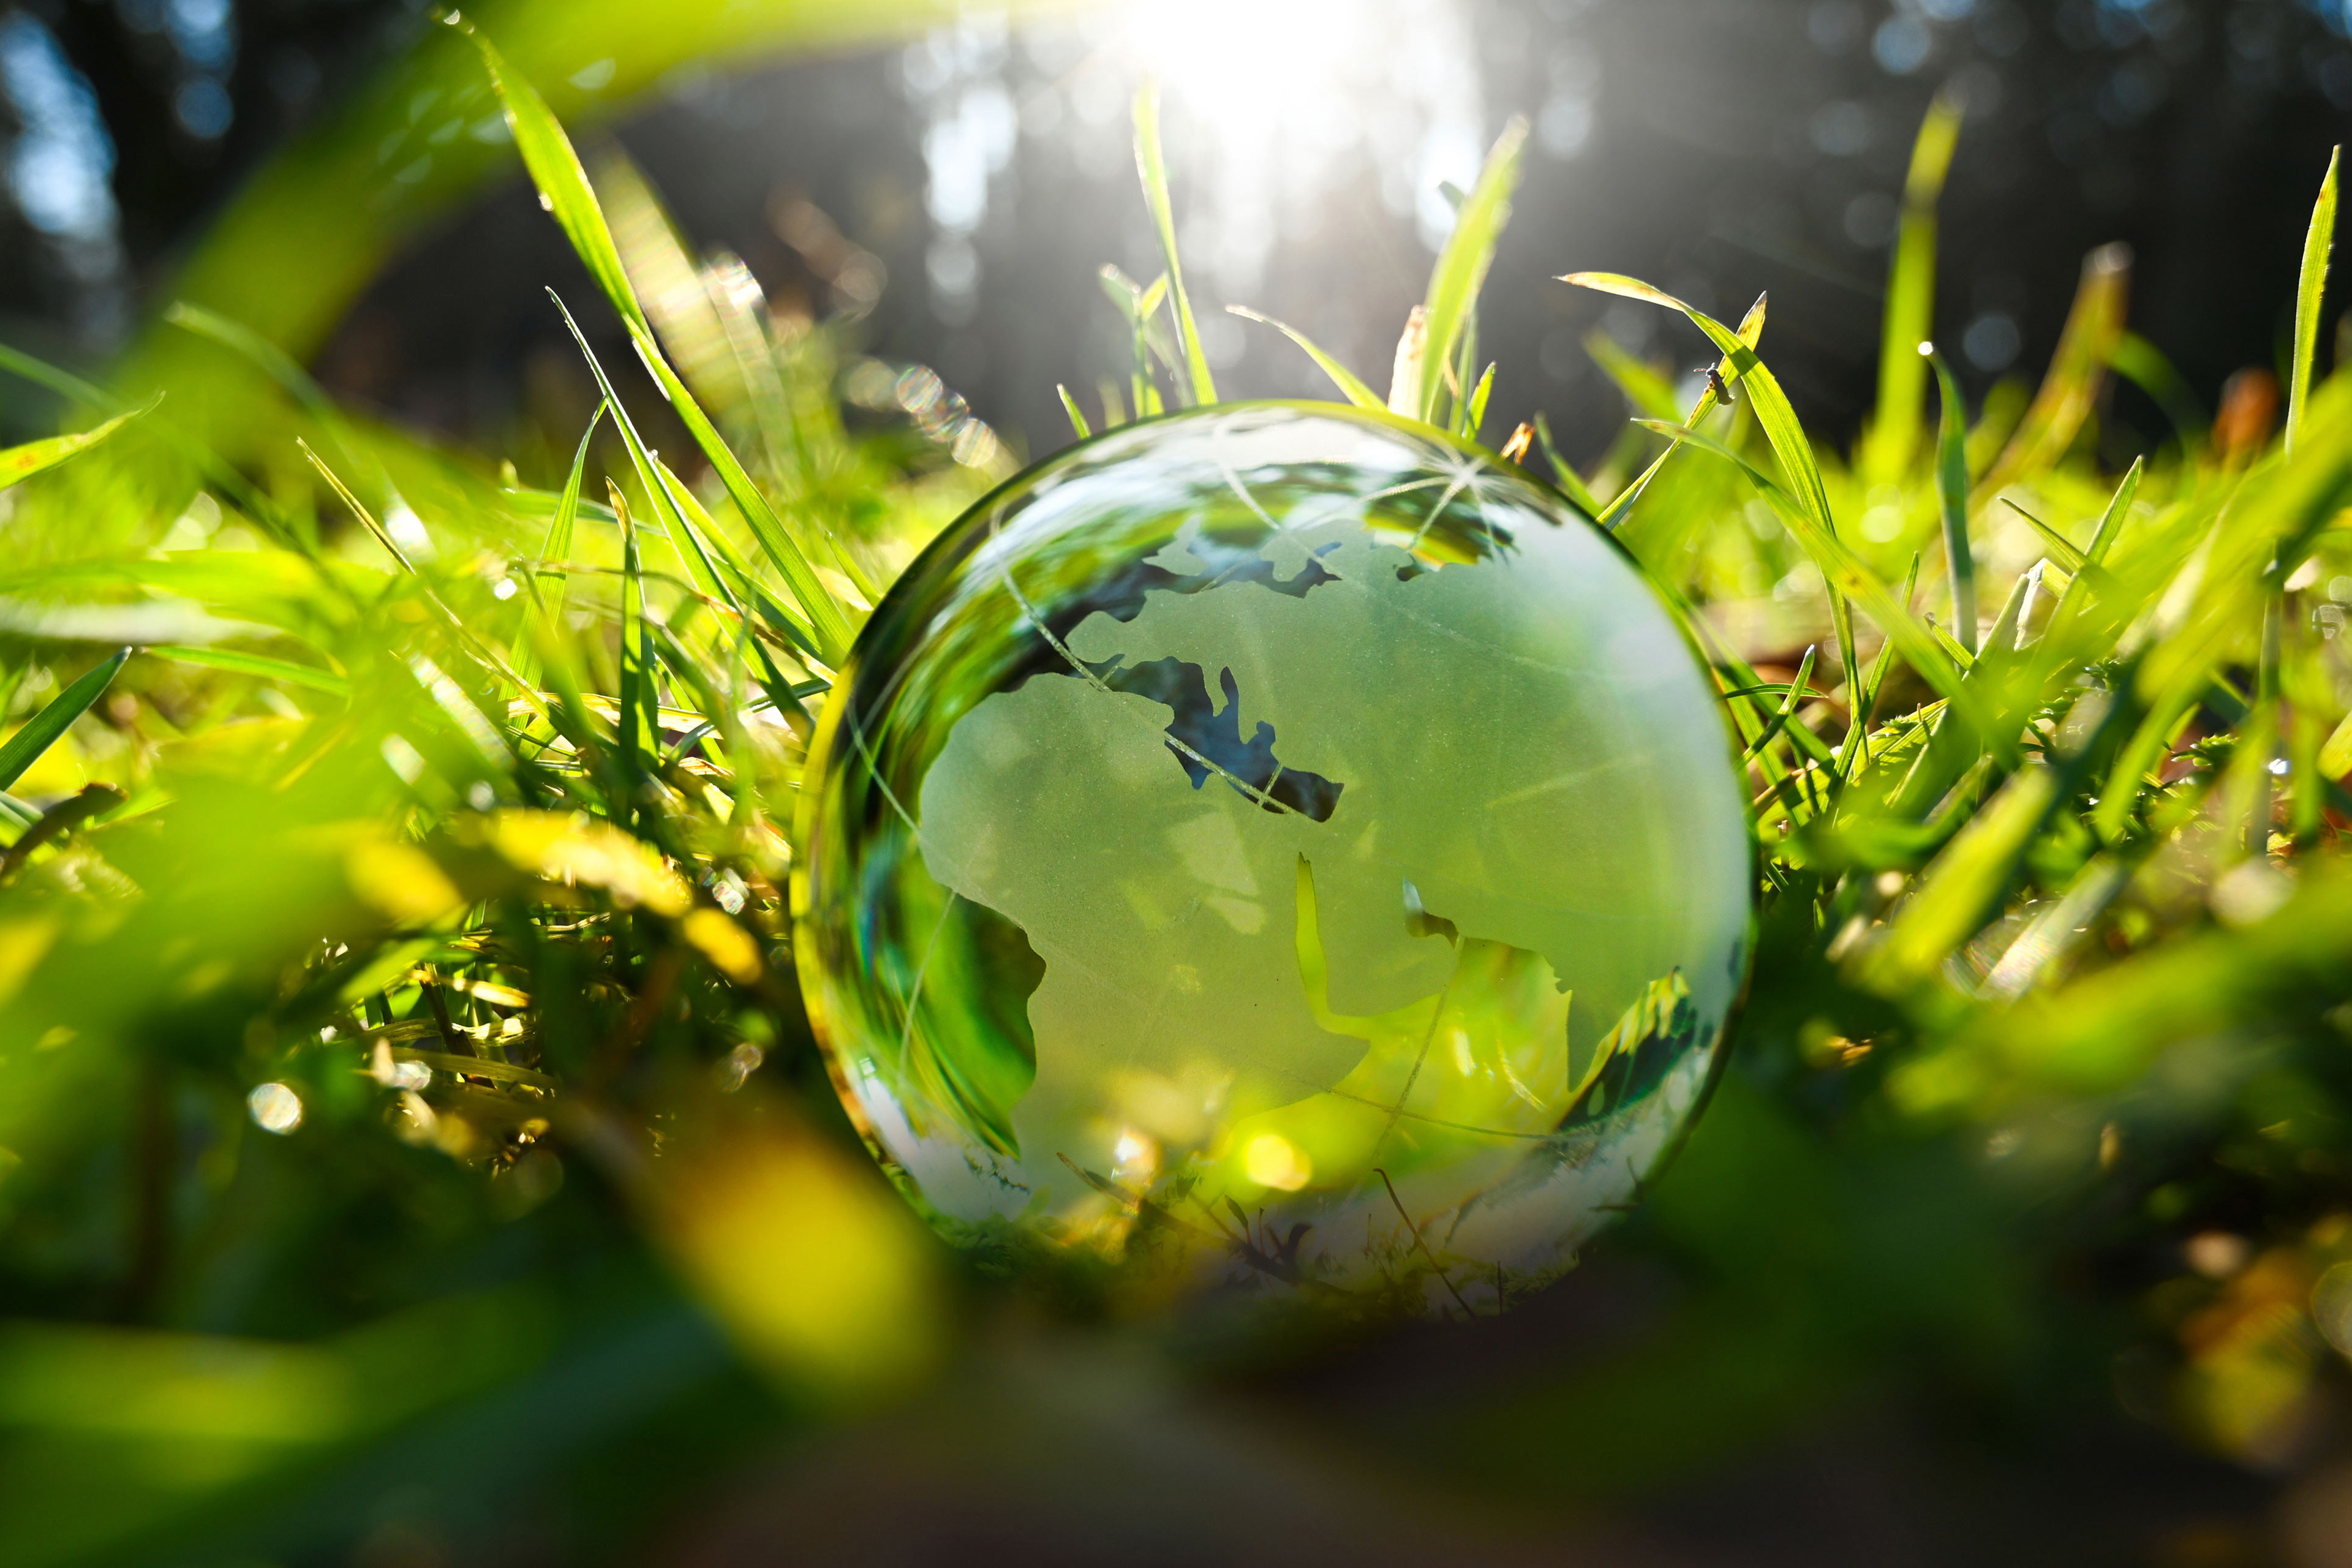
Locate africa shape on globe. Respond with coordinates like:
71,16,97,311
795,404,1750,1310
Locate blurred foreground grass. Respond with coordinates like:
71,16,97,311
1,15,2351,1564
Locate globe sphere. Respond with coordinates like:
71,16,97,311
794,402,1751,1311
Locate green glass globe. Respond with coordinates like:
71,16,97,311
794,402,1751,1311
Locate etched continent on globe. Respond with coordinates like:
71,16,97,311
795,404,1749,1309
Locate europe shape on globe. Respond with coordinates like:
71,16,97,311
794,403,1751,1311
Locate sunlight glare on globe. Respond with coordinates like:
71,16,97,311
794,404,1751,1313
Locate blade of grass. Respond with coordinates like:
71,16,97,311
472,26,851,664
513,402,605,683
1633,416,2008,758
1057,385,1091,440
1594,293,1769,532
1926,347,1977,652
146,646,350,696
1863,90,1963,484
1584,329,1683,423
1462,362,1496,442
1977,244,2131,497
299,440,549,720
0,649,127,792
0,401,154,494
1419,116,1528,426
1570,277,1831,532
2290,146,2339,456
1226,307,1384,411
1531,413,1603,515
1132,81,1215,407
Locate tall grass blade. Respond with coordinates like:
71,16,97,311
0,402,152,494
1564,273,1834,536
1417,117,1526,426
2290,146,2339,455
1057,385,1092,440
147,646,349,696
1863,91,1963,484
1927,347,1977,652
513,404,604,682
1978,244,2131,496
1227,307,1384,411
1585,329,1682,423
0,649,127,793
1462,362,1496,441
1634,417,2007,754
1595,292,1769,532
472,28,851,664
1131,81,1216,407
1531,413,1602,515
1388,306,1428,417
466,26,647,340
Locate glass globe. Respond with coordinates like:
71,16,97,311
794,403,1751,1311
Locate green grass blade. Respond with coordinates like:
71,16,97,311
1927,347,1977,651
1419,116,1528,426
1565,273,1835,537
1057,385,1092,440
2049,456,2143,635
1227,308,1384,410
467,25,647,340
547,291,847,665
1463,362,1496,441
1999,499,2088,573
1978,244,2131,496
1585,330,1681,423
2109,333,2207,452
2290,146,2339,456
1531,413,1602,516
475,26,851,663
146,646,350,696
0,337,308,548
0,402,153,494
1593,291,1769,533
513,403,604,682
0,649,126,792
1634,417,2008,756
1132,81,1216,407
1861,765,2058,990
1863,91,1963,484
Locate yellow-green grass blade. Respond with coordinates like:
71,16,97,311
146,646,350,696
1634,417,2007,757
1461,362,1496,441
512,403,604,683
0,649,126,793
1585,329,1681,423
1566,273,1834,537
467,25,647,341
1132,81,1215,408
1862,90,1964,484
0,337,304,546
1227,308,1384,410
2290,146,2339,456
2109,333,2207,452
474,28,850,663
1058,385,1092,439
1419,116,1528,426
1530,413,1602,516
1999,499,2089,572
1593,291,1768,533
0,401,153,494
1977,244,2130,497
1859,762,2058,992
1926,347,1977,650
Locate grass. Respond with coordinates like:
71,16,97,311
0,22,2348,1561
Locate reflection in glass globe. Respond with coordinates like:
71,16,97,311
794,403,1751,1313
